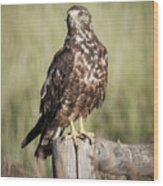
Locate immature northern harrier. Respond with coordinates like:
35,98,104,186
21,5,108,159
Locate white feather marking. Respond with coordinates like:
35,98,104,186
89,73,97,82
81,44,89,54
41,77,51,99
105,53,108,60
75,35,83,44
62,104,68,111
101,58,106,66
56,69,60,76
88,43,95,47
69,10,79,17
75,52,81,61
94,50,98,54
41,90,46,99
94,55,98,60
85,30,92,39
65,100,70,105
53,127,62,140
82,58,91,70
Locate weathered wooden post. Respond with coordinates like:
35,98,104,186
52,137,154,180
52,137,96,179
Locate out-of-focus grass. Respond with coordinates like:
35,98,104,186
1,2,154,177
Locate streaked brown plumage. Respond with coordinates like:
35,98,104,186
21,5,108,159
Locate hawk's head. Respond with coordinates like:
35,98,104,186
67,5,92,30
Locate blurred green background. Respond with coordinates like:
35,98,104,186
1,2,154,177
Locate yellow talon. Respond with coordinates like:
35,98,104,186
79,118,94,143
65,120,79,145
65,118,94,145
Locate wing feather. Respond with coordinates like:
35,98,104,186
40,47,74,119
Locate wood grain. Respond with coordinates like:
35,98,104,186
52,137,154,180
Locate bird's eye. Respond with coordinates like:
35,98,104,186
78,12,83,17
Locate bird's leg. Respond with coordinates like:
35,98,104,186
66,120,79,145
70,120,78,136
79,117,94,143
79,117,85,133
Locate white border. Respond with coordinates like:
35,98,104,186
0,0,162,186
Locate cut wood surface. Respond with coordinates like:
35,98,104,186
52,137,153,180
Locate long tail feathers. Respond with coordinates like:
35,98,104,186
21,116,44,148
34,126,63,159
21,116,64,159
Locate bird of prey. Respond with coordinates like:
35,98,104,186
21,5,108,159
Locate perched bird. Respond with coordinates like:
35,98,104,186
21,5,108,159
